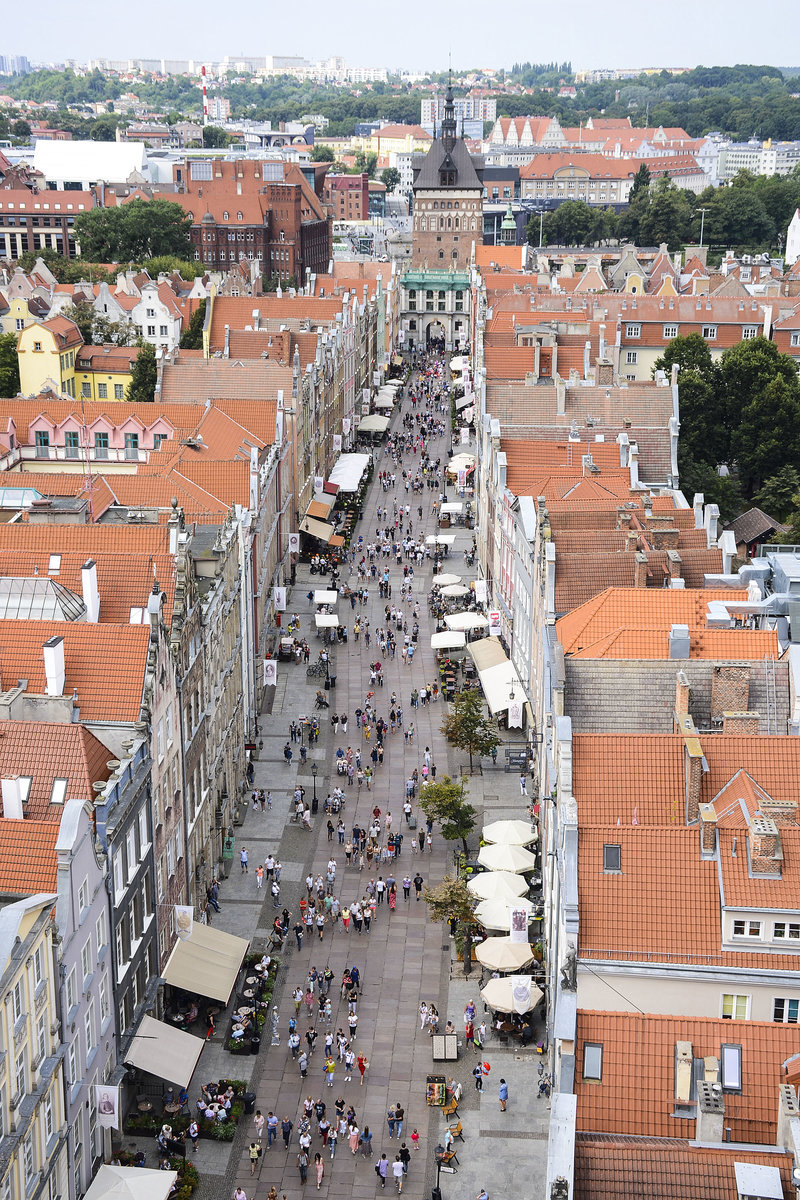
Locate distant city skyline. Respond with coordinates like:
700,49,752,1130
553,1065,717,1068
4,0,798,75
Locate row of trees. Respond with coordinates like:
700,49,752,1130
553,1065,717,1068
73,198,193,262
653,333,800,519
526,166,800,254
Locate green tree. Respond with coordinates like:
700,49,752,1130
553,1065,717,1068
11,118,31,138
730,375,800,495
61,304,94,346
629,161,651,201
422,875,478,977
753,467,800,521
638,177,693,251
380,167,400,191
180,300,207,350
202,125,229,148
417,776,476,856
538,200,597,247
126,342,157,403
654,333,728,467
311,144,335,161
441,687,500,773
353,151,378,177
75,198,192,262
0,333,21,398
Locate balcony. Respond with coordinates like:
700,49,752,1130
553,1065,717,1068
18,445,149,466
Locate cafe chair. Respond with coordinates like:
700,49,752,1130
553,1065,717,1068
447,1119,464,1142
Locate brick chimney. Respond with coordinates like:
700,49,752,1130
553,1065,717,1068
696,1081,725,1143
649,526,680,550
722,711,759,734
749,815,782,877
710,665,750,723
634,551,648,588
698,803,717,856
675,669,690,719
678,713,704,823
666,549,682,580
596,359,613,385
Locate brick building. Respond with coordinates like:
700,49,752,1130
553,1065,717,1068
324,172,370,221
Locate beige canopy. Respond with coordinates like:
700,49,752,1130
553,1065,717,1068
445,612,489,632
480,976,543,1014
433,573,462,587
125,1015,205,1087
439,584,471,598
84,1166,177,1200
474,896,535,931
313,589,338,605
475,936,535,972
431,630,466,650
358,414,390,434
315,613,338,628
467,870,529,902
482,819,538,846
477,843,538,874
163,922,249,1003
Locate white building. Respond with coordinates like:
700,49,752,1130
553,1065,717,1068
786,208,800,268
32,140,149,188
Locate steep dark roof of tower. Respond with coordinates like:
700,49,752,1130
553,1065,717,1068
412,139,484,190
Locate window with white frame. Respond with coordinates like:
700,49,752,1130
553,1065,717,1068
663,324,679,339
625,324,641,338
67,1040,77,1087
582,1042,603,1080
11,979,23,1025
603,843,622,873
85,1000,95,1056
99,977,109,1024
95,912,106,955
78,878,89,915
43,1093,54,1146
732,919,762,938
15,1049,26,1099
81,939,91,983
156,718,165,761
702,325,717,340
138,808,149,854
23,1132,34,1184
774,997,800,1023
721,993,749,1019
113,852,124,900
166,703,174,747
115,923,124,972
773,921,800,940
36,1013,47,1064
126,827,136,882
33,946,43,989
790,332,800,347
625,351,638,365
741,325,758,339
65,966,77,1012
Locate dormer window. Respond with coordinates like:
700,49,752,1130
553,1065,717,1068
237,212,243,221
223,211,229,220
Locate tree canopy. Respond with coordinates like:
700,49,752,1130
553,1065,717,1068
74,198,193,263
0,334,20,398
441,688,500,772
417,777,476,854
180,300,207,350
126,342,157,403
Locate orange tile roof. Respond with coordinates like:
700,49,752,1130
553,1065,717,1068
520,153,640,179
0,620,150,721
0,721,111,817
575,1136,796,1200
575,1010,800,1144
0,821,60,893
208,296,344,351
557,587,749,655
566,626,779,660
474,245,527,270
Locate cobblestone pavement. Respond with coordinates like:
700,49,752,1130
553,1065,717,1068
132,356,547,1200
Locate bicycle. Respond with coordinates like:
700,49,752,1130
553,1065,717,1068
307,661,325,678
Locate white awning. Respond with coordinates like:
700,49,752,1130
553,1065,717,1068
300,516,334,543
450,355,466,373
315,613,339,628
448,452,477,473
84,1166,177,1200
313,589,338,605
328,453,370,492
431,630,467,650
163,922,249,1003
374,397,394,409
358,414,390,434
440,502,464,514
445,612,489,632
125,1015,205,1087
439,583,471,598
455,393,472,411
433,573,462,586
468,636,524,717
425,534,456,546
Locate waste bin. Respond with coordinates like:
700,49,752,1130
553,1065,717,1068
328,675,337,689
250,1036,261,1056
408,815,417,829
243,1092,256,1114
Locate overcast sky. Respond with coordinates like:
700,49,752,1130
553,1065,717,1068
8,0,799,72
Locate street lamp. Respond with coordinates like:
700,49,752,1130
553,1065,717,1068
311,762,319,815
698,207,709,249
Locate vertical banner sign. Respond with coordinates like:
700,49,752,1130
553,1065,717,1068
363,388,371,406
460,427,470,444
314,475,324,494
342,419,351,437
372,372,380,387
333,434,342,453
457,469,467,490
509,907,529,944
273,587,286,611
263,660,277,687
288,533,300,554
488,610,502,636
175,905,194,941
474,579,488,604
508,699,524,728
95,1085,120,1129
512,976,533,1015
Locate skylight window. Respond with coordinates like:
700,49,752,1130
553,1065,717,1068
50,779,68,805
18,777,32,806
48,554,61,575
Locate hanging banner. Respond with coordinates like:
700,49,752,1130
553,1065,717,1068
508,699,524,728
342,419,352,436
288,533,300,554
175,905,194,941
333,434,342,453
361,401,371,417
363,388,371,405
457,469,467,489
460,427,470,444
95,1085,120,1130
488,610,501,636
263,660,277,687
474,579,488,604
273,587,287,611
509,907,529,944
511,976,533,1014
314,475,324,494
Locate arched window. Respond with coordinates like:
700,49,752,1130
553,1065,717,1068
438,250,444,259
237,211,243,221
447,217,451,229
223,211,229,220
454,217,460,230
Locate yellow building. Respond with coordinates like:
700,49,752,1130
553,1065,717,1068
359,124,432,157
17,316,82,398
0,295,41,338
74,344,139,401
0,894,69,1200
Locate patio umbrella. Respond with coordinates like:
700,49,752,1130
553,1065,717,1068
440,584,471,598
482,819,538,846
467,871,529,902
83,1166,178,1200
433,573,462,587
477,843,538,874
480,976,543,1014
445,612,489,632
447,452,477,474
474,896,534,931
475,936,535,972
431,631,467,650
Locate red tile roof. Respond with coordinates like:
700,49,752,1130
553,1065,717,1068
557,587,749,656
0,821,60,893
0,721,111,817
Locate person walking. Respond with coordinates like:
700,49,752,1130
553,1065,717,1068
267,1112,278,1147
314,1152,325,1190
394,1104,404,1139
188,1118,199,1152
386,1105,396,1140
413,872,424,901
393,1155,405,1193
399,1142,411,1175
240,846,249,873
499,1078,508,1111
249,1142,262,1176
519,773,528,797
348,1123,360,1155
357,1052,368,1085
254,1110,265,1141
297,1149,309,1184
281,1116,294,1148
376,1154,389,1189
360,1125,373,1159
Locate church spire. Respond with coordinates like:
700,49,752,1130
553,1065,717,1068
442,68,457,150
